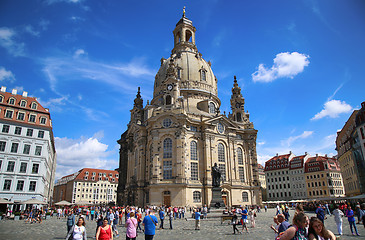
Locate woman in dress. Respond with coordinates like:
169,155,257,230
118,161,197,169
125,211,138,240
65,217,87,240
96,218,113,240
308,217,336,240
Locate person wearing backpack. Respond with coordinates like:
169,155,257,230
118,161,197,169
66,210,76,235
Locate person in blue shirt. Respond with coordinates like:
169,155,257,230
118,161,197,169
159,209,165,229
315,204,325,223
143,209,158,240
241,208,249,233
346,205,360,236
194,209,201,230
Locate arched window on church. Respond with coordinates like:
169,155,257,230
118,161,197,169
193,191,201,202
165,95,172,105
236,112,242,122
185,30,192,42
209,102,215,114
242,192,248,202
163,138,172,158
237,148,243,165
218,143,225,162
190,141,198,160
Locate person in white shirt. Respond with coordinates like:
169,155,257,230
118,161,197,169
66,217,87,240
332,204,344,235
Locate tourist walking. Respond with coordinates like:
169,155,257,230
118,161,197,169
315,204,326,224
345,205,360,236
125,211,138,240
66,210,76,235
332,204,344,235
143,209,158,240
65,217,87,240
194,209,201,230
96,218,113,240
241,207,249,233
232,213,240,234
168,208,173,229
270,216,280,238
159,208,165,229
308,217,336,240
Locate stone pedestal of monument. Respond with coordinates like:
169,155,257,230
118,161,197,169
210,187,225,208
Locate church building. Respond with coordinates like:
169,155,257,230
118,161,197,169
117,11,261,207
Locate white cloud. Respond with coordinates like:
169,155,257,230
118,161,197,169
39,19,50,31
0,27,25,56
281,131,313,147
311,100,352,120
252,52,310,82
0,67,15,82
14,86,24,92
55,135,117,179
24,25,40,37
73,49,87,58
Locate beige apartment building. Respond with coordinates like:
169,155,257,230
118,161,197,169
117,12,261,207
304,155,344,199
54,168,118,204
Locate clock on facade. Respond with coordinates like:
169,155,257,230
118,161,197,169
167,84,173,91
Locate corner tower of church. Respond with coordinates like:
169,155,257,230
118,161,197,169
117,10,261,208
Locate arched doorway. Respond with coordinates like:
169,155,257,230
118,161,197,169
163,191,171,206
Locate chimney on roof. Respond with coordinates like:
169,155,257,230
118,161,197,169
1,86,6,92
22,91,28,97
289,151,292,154
11,89,17,95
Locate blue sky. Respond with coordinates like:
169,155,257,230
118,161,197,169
0,0,364,179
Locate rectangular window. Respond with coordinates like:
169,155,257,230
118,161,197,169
14,127,21,135
3,179,11,190
0,160,2,170
0,141,6,151
19,162,27,173
219,164,226,181
2,125,9,133
38,130,44,138
10,142,18,153
32,163,39,174
29,115,36,122
29,181,36,191
40,117,46,124
163,160,172,179
16,180,24,191
17,112,25,120
5,110,13,119
35,146,42,156
7,161,15,172
239,166,245,182
26,129,33,137
191,162,198,180
23,144,31,154
190,126,197,132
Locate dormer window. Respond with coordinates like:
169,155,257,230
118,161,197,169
209,102,216,114
0,95,3,103
20,100,27,107
9,98,15,105
200,68,207,81
31,102,37,110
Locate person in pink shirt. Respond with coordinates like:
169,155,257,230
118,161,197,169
125,211,137,240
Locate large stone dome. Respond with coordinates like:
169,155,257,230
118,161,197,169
153,51,217,98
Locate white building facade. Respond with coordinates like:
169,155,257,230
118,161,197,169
289,154,309,200
0,87,56,210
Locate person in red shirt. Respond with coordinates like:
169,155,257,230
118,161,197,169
96,218,113,240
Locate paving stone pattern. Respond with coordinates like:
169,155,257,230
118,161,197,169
0,208,364,240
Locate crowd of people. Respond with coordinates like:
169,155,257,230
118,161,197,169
271,201,365,240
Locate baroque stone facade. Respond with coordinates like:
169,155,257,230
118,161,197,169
117,12,261,207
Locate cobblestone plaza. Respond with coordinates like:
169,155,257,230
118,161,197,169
0,208,364,240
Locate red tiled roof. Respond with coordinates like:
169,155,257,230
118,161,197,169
289,155,306,170
304,156,339,173
0,89,52,128
75,168,119,183
264,154,291,171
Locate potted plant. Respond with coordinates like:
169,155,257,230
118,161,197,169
14,212,21,220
